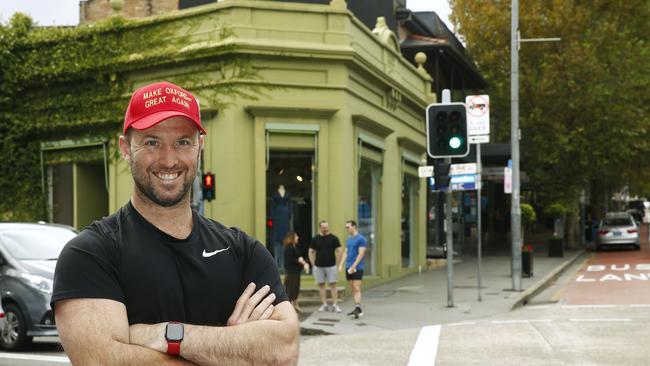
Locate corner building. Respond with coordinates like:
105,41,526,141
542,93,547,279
54,1,436,288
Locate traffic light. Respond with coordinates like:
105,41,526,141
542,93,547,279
426,103,469,158
202,173,215,201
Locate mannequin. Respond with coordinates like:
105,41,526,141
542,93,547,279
271,185,292,268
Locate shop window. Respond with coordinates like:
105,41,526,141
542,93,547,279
266,152,314,270
358,158,381,276
401,173,418,268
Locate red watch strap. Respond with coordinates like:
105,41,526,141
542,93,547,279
167,341,181,356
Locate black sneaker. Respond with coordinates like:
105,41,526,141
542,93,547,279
347,307,363,319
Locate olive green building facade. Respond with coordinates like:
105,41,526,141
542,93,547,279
53,0,436,287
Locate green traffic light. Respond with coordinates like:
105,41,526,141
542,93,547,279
449,136,462,149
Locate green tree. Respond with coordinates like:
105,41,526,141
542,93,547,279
450,0,650,217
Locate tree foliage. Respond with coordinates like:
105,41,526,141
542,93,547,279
0,12,259,221
450,0,650,212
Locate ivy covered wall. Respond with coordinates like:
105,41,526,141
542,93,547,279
0,10,256,221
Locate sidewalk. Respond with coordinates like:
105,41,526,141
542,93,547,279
299,248,586,336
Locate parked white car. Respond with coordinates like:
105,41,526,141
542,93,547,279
596,212,641,251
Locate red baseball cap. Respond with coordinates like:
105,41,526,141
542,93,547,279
123,81,206,135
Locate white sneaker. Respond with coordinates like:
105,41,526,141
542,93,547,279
332,304,342,313
318,304,328,312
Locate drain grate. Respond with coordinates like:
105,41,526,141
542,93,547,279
316,318,339,323
312,322,335,327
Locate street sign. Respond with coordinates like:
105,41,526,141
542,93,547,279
430,174,479,192
469,135,490,144
450,163,477,176
465,95,490,136
418,166,434,178
450,174,478,191
504,167,512,194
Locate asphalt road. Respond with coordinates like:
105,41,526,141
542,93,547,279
432,241,650,366
0,338,68,366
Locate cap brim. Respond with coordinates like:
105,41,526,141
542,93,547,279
126,111,206,135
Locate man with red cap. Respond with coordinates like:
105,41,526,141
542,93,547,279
52,81,299,365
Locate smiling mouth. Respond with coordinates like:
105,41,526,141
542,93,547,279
154,172,181,181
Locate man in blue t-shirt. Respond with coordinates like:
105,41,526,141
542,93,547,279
338,220,367,318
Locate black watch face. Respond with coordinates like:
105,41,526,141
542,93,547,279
166,323,184,341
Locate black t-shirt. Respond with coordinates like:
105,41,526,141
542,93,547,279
309,234,341,267
51,202,288,326
283,245,302,274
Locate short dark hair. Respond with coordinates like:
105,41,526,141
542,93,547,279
346,220,357,228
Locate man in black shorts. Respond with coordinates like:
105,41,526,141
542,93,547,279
339,220,367,319
52,81,299,365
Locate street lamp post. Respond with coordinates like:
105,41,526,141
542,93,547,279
511,0,561,291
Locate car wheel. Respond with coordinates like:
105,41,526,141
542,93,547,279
0,303,33,351
594,244,601,251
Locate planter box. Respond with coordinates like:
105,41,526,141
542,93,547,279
522,251,533,277
548,237,564,257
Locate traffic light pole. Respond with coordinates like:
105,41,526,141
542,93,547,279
445,156,454,307
441,90,455,308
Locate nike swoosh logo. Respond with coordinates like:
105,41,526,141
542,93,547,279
202,246,230,257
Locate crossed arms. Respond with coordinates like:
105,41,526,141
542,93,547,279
55,283,299,366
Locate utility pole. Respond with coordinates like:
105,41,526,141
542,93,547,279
511,0,561,291
510,0,522,291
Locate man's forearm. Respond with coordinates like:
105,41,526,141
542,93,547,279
181,315,299,366
308,250,316,266
351,253,364,270
111,342,197,366
129,303,299,366
64,335,195,366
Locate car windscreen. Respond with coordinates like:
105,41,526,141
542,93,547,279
602,218,633,227
0,227,76,260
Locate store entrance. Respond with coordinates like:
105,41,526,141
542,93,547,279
267,152,314,269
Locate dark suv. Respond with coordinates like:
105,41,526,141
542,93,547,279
0,222,77,350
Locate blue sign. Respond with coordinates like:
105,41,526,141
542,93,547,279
430,174,478,192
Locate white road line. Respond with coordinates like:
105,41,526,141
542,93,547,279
447,322,476,327
526,305,550,309
569,318,632,322
630,304,650,308
561,304,617,309
0,353,70,363
408,325,441,366
492,320,530,324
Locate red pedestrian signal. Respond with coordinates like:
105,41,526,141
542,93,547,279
202,173,215,201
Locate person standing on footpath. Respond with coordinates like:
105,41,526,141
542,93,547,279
339,219,367,319
283,231,310,313
52,81,299,365
308,220,343,312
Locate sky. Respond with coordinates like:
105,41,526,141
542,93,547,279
0,0,452,28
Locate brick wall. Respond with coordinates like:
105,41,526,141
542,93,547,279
80,0,180,23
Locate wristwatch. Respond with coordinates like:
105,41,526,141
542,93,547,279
165,322,184,356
